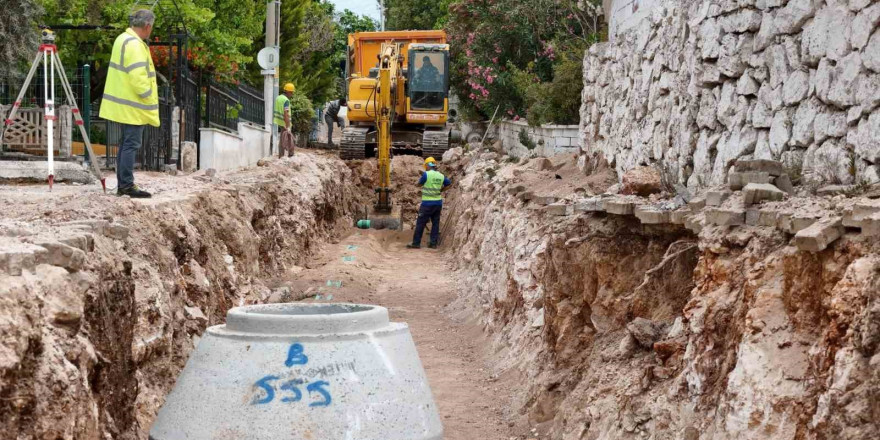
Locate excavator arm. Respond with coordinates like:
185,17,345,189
375,43,401,213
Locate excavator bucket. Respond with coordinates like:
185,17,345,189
356,205,403,230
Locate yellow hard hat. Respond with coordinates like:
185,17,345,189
424,157,436,169
283,83,295,93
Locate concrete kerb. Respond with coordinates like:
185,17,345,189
0,160,95,184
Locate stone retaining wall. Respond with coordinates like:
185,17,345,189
580,0,880,190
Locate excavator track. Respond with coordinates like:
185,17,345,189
422,129,450,160
340,127,370,160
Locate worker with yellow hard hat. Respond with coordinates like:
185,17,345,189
408,157,452,249
274,83,296,132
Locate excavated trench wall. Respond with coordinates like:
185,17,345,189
446,153,880,439
580,0,880,190
0,155,361,439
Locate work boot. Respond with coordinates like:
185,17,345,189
428,243,438,249
406,243,420,249
117,185,152,199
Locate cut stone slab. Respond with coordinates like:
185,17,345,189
816,185,853,196
793,218,844,252
30,239,86,271
684,215,705,234
0,160,95,184
734,159,785,176
843,200,880,228
574,198,605,213
603,199,637,215
635,206,672,224
689,195,707,210
746,209,779,227
728,171,774,190
743,183,785,206
862,213,880,236
0,242,48,276
542,203,572,216
533,196,559,206
707,190,732,206
706,208,746,226
791,215,819,233
670,209,691,225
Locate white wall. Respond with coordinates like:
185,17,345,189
199,123,271,171
498,120,580,158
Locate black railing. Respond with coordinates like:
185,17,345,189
238,82,264,125
204,77,239,132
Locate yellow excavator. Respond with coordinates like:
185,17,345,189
344,31,453,229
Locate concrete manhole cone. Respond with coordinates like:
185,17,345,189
149,303,443,440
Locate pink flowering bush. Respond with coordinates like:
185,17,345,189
446,0,604,123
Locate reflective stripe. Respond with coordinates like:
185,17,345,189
422,170,445,201
147,72,156,78
119,36,138,66
102,93,159,110
109,61,149,73
138,89,153,99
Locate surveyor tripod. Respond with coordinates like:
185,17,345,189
0,28,105,191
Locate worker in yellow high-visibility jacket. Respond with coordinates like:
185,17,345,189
100,9,158,198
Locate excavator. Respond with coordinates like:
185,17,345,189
342,31,453,230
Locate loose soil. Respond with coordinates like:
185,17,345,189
265,228,522,440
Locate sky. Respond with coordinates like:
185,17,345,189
328,0,382,21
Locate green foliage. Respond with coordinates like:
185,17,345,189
511,48,585,126
0,0,43,78
385,0,451,30
287,90,315,136
518,128,536,151
37,0,264,77
447,0,603,124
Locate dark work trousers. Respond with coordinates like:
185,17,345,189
412,203,442,246
325,114,342,146
117,123,145,190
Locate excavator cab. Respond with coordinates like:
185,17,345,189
407,46,449,112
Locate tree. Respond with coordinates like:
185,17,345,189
385,0,451,31
445,0,604,124
0,0,43,78
35,0,265,78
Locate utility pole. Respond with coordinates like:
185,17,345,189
378,0,385,31
264,1,281,154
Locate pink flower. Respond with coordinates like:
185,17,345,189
513,116,520,121
487,75,494,84
469,93,476,99
492,57,499,64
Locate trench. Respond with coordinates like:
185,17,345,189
2,150,880,440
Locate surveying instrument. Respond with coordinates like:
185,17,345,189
0,28,106,192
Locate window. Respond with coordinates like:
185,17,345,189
409,51,447,111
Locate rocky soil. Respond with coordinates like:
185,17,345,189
0,152,365,439
443,147,880,439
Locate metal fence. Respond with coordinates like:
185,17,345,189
204,78,265,132
3,63,265,170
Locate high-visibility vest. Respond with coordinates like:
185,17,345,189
99,28,159,127
422,170,445,202
274,95,290,126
